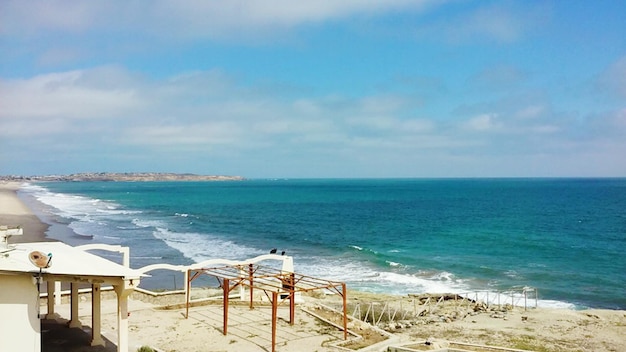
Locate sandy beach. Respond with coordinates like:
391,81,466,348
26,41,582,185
0,182,52,243
2,181,626,352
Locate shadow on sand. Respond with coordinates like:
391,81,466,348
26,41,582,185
42,317,117,352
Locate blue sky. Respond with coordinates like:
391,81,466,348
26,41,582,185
1,1,625,178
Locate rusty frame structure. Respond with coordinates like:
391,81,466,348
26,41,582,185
185,263,347,352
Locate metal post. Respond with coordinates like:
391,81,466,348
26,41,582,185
223,278,229,335
289,273,295,325
271,291,278,352
185,270,191,319
342,283,348,340
249,264,254,309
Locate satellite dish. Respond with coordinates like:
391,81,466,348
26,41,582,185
29,251,52,269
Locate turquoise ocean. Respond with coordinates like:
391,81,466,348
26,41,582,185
17,178,626,310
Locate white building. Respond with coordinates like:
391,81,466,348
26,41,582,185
0,232,142,352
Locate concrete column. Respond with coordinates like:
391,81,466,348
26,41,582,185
121,247,130,267
281,256,294,273
90,284,105,346
46,280,55,318
68,283,81,328
114,283,133,352
55,281,62,305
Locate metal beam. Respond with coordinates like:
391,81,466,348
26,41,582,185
185,262,350,352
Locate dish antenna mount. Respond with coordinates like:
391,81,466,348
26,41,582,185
0,225,23,254
29,251,52,319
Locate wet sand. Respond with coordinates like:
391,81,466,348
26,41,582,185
0,181,52,243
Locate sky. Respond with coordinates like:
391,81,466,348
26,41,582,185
1,1,625,178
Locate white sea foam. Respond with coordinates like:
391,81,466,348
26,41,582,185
17,183,581,310
504,269,520,278
299,259,379,284
430,271,456,282
152,227,263,262
20,184,128,241
22,184,117,220
299,260,576,309
536,299,576,309
132,218,168,229
383,271,465,293
96,208,142,215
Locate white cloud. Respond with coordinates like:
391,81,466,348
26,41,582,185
514,105,546,120
597,56,626,99
464,113,500,132
153,0,429,28
458,5,524,42
417,2,550,44
470,65,528,90
1,0,435,41
0,68,142,123
0,1,108,34
2,65,625,177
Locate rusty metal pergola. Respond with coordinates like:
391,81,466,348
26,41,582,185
185,263,347,352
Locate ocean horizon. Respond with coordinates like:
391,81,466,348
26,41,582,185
17,178,626,310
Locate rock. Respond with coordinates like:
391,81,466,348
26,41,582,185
401,320,412,327
426,338,450,350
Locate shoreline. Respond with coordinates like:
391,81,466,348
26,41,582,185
4,181,625,309
3,181,624,310
0,181,52,243
3,182,626,351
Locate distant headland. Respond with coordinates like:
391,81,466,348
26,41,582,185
0,172,245,182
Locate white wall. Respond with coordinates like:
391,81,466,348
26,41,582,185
0,274,40,352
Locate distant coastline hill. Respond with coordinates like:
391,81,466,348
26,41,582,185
0,172,245,182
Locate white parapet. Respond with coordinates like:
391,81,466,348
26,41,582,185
0,225,23,251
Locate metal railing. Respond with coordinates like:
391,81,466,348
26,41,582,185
330,288,538,325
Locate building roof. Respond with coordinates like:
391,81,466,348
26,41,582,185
0,242,142,283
